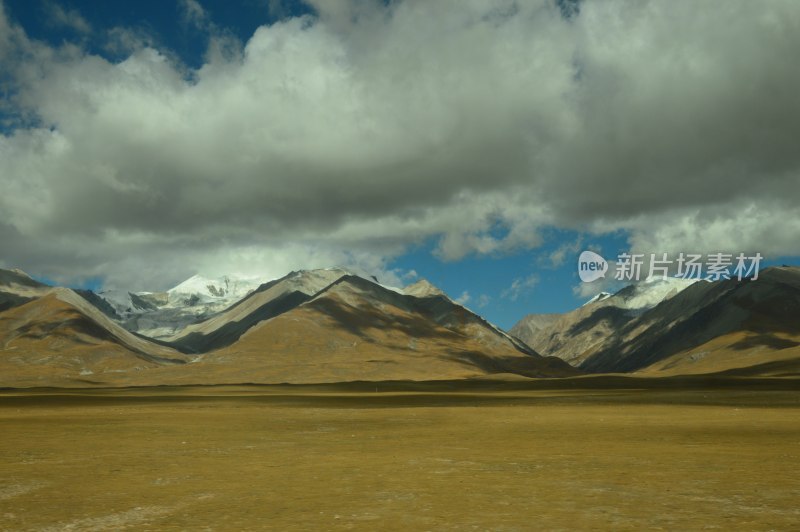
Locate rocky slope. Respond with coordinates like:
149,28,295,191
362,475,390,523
511,277,696,366
512,267,800,377
583,266,800,375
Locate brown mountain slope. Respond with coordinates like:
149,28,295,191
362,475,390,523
0,273,574,387
0,289,190,387
507,266,800,377
580,266,800,375
508,313,560,346
638,331,800,377
511,304,632,366
510,278,696,367
166,269,348,353
165,276,576,384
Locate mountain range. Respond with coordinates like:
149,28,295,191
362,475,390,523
0,268,573,387
1,265,798,388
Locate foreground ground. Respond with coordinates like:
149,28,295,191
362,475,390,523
1,378,799,531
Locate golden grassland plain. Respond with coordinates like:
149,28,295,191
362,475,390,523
1,378,799,531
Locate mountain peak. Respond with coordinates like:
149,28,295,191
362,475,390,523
10,268,33,279
286,268,351,294
168,273,266,300
403,279,445,298
0,268,48,290
609,276,698,311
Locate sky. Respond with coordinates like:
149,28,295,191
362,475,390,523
1,0,799,329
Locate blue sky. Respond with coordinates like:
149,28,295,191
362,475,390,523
390,230,626,328
2,1,311,64
2,0,799,330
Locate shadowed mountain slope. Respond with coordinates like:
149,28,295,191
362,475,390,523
0,288,190,387
511,266,800,377
510,277,697,366
179,275,575,384
601,266,800,376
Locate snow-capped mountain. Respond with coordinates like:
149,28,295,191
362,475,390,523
580,266,800,374
94,268,402,339
608,276,698,312
0,266,574,386
512,276,698,366
165,270,571,380
510,266,800,376
97,274,271,338
167,274,265,303
3,264,800,387
163,268,429,351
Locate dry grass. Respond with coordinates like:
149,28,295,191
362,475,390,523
1,381,799,531
640,330,800,377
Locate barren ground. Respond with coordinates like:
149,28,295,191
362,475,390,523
1,379,799,531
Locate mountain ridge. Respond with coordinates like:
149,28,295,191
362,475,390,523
3,264,796,386
0,267,574,386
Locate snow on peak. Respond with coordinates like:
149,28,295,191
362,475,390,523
583,291,612,306
612,276,698,310
168,274,265,301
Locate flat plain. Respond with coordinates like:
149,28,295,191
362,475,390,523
1,378,799,531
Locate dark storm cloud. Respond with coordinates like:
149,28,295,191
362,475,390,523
1,0,799,287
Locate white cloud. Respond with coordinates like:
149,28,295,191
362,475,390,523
502,274,540,302
543,235,584,268
46,2,91,34
180,0,209,29
624,203,800,258
572,267,621,300
401,270,418,281
455,290,471,305
1,0,799,288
